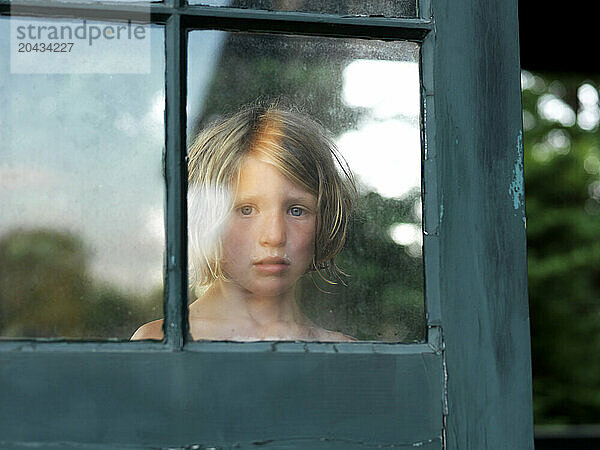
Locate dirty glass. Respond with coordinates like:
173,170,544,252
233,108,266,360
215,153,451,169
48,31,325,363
0,16,165,339
10,0,161,4
188,0,417,18
185,31,424,342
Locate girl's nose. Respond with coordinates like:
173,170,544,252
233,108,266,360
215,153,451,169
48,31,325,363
259,213,286,247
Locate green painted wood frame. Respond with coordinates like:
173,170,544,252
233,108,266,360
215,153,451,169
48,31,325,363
0,0,534,448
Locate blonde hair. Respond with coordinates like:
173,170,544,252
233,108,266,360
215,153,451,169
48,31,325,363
187,103,357,296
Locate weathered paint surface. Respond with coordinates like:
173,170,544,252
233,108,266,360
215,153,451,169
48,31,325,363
510,130,527,227
0,348,443,448
431,0,534,448
509,131,525,212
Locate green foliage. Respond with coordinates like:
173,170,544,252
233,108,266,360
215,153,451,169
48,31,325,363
191,32,364,139
522,72,600,424
0,229,161,339
298,190,425,342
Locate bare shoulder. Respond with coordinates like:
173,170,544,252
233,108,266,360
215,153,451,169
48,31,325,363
315,328,359,342
130,319,164,340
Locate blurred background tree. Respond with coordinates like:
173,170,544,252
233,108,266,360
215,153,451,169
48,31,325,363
298,189,424,341
522,71,600,424
0,229,161,339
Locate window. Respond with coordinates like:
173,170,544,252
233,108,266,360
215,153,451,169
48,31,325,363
0,0,533,448
186,30,424,342
0,16,164,339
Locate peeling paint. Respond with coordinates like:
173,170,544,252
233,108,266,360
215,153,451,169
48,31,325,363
184,436,443,448
440,327,448,450
2,437,437,449
508,131,525,224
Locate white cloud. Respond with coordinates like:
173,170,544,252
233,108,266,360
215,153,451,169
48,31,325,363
343,60,420,120
337,119,421,198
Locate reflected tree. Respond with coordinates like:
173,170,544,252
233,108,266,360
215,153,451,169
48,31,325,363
299,189,424,341
0,229,161,339
190,32,366,138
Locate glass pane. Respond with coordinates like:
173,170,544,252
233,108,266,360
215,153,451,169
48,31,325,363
0,17,165,339
187,0,417,18
11,0,161,4
184,30,424,342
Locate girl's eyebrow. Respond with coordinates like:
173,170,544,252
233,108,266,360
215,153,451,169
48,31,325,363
287,194,317,205
234,193,261,203
235,192,316,205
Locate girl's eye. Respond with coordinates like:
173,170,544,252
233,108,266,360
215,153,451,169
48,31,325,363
239,206,253,216
289,206,305,217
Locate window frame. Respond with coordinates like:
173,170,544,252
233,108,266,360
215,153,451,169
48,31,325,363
1,0,438,349
0,0,533,448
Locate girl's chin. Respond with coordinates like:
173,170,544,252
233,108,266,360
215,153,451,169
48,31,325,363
241,281,295,298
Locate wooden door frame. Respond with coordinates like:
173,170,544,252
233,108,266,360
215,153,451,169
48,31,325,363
0,1,533,448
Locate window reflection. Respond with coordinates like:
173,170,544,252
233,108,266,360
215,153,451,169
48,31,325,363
185,31,425,342
0,18,165,339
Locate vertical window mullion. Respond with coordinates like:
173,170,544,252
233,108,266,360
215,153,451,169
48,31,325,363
164,10,188,349
418,0,432,20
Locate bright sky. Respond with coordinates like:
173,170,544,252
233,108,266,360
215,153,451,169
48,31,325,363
338,59,421,199
0,18,165,294
338,59,422,247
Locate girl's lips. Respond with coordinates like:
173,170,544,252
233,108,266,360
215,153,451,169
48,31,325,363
253,256,290,273
253,264,289,274
254,256,290,265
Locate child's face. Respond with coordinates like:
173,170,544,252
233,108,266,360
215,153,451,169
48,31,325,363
221,155,317,297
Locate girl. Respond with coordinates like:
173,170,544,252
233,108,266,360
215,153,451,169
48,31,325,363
132,103,357,341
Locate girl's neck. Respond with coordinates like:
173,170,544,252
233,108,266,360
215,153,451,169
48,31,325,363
189,279,311,328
